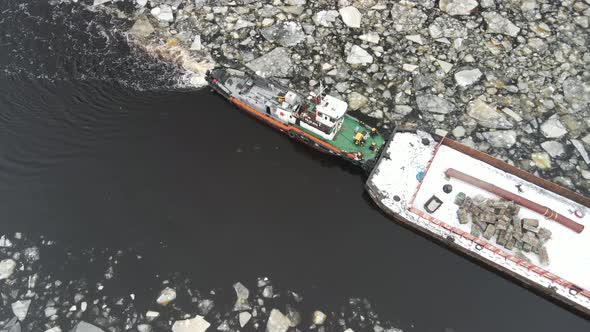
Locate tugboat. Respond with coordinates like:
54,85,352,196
206,67,386,170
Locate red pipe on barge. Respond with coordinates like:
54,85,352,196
445,168,585,233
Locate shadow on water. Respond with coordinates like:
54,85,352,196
0,1,589,331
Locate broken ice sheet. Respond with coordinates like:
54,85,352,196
232,282,251,311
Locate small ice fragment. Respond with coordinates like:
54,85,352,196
156,287,176,305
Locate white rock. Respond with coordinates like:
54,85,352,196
402,64,419,72
541,141,565,158
339,6,362,28
151,5,174,22
344,329,354,332
312,310,327,325
265,309,291,332
136,0,147,7
405,34,423,45
156,287,177,305
190,35,202,51
582,134,590,146
571,139,590,164
437,59,453,73
0,259,16,280
482,12,520,37
239,312,252,327
81,302,88,312
93,0,111,5
359,32,380,44
454,68,483,87
439,0,479,16
540,116,567,138
12,300,31,321
172,315,210,332
346,45,373,65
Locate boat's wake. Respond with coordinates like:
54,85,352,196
0,0,213,91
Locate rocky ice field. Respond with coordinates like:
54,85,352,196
0,233,403,332
67,0,590,195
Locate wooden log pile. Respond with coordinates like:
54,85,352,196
454,193,551,265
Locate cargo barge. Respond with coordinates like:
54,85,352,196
206,67,590,316
366,128,590,316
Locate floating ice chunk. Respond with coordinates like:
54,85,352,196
190,35,202,51
146,311,160,321
172,315,210,332
0,259,16,280
339,6,362,28
11,300,31,321
45,327,62,332
346,45,373,65
197,299,214,315
571,139,590,164
70,321,105,332
45,306,57,318
23,247,40,262
137,324,151,332
156,287,177,305
265,309,291,332
239,312,252,327
262,285,274,298
0,235,13,247
285,305,301,327
454,68,483,87
233,282,251,311
312,310,327,325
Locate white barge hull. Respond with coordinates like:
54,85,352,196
366,129,590,316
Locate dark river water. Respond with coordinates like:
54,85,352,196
0,1,588,331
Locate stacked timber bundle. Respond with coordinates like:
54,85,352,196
454,193,552,266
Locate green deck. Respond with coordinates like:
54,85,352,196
297,114,386,161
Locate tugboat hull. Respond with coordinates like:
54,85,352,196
206,67,385,169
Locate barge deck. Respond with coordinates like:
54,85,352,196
366,129,590,316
